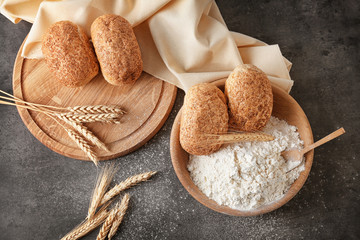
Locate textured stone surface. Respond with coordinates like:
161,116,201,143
0,1,359,239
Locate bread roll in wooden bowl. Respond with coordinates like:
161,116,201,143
170,82,314,216
180,83,228,155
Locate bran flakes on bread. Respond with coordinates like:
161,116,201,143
225,64,273,131
41,21,99,87
180,83,229,155
91,14,143,86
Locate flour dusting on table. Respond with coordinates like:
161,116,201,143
187,116,305,210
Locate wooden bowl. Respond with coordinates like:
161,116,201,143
170,84,314,216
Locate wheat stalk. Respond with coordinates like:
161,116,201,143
0,95,61,114
65,128,98,165
100,171,156,206
108,194,130,240
96,202,121,240
56,112,121,123
0,89,66,112
62,118,109,152
0,99,53,114
68,105,125,115
61,207,110,240
88,164,118,220
202,131,274,146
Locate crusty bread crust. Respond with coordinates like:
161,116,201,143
91,14,143,86
41,21,99,87
180,83,229,155
225,64,273,131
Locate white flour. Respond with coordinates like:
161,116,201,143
187,116,305,210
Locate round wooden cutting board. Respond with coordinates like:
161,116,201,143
12,41,177,161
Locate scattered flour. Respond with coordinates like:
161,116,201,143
187,116,305,210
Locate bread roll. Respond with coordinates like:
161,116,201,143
41,21,99,87
225,64,273,131
180,83,229,155
91,14,143,86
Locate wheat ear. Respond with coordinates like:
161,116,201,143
68,105,125,115
65,128,98,165
96,202,121,240
62,118,109,152
88,164,118,220
108,194,130,240
61,207,110,240
56,112,121,123
100,171,156,206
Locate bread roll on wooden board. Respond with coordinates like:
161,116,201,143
180,83,229,155
91,14,143,86
225,64,273,131
41,21,99,87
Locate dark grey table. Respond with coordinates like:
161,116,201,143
1,1,359,239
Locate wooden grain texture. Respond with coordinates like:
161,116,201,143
12,39,177,161
170,83,314,216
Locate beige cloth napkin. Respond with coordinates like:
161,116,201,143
0,0,294,92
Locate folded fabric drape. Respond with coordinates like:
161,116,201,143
0,0,294,92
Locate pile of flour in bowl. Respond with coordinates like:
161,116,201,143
187,116,305,210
